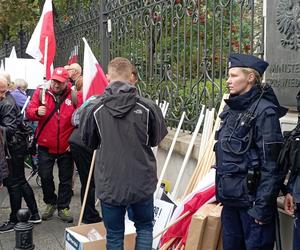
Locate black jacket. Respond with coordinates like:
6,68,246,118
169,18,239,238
0,93,29,155
215,84,287,223
0,130,8,185
80,81,168,206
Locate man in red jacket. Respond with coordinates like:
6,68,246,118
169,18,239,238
26,67,82,223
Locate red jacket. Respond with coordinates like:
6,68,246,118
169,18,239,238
26,85,83,154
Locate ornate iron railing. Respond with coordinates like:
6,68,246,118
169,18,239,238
1,0,264,129
103,0,263,129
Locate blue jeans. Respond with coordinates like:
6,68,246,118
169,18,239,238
101,196,154,250
294,204,300,250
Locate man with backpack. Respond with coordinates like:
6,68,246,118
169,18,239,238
0,74,40,233
26,67,82,223
80,57,167,249
282,91,300,250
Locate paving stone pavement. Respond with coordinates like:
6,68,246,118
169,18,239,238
0,166,93,250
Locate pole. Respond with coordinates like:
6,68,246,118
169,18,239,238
78,150,97,225
171,105,205,199
155,111,185,198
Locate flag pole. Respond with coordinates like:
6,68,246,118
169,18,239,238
78,150,97,226
171,105,205,199
41,36,48,105
153,211,190,240
21,96,31,114
155,111,185,198
43,36,48,79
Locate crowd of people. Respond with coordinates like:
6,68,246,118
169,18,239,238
0,54,299,250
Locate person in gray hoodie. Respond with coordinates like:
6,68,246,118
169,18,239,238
80,57,167,250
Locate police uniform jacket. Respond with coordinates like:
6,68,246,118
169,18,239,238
215,84,287,223
80,81,168,206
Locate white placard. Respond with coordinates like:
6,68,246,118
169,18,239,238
152,199,175,249
5,58,44,89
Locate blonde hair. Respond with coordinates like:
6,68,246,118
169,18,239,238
108,57,132,82
14,79,28,91
241,68,261,85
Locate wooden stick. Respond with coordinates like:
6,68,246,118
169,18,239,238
159,238,176,250
174,239,183,250
171,106,205,199
153,211,190,239
78,150,97,226
155,112,185,198
183,94,228,196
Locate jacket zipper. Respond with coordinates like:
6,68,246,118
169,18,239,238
57,108,60,154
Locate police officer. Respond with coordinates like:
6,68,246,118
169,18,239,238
283,90,300,250
215,54,287,250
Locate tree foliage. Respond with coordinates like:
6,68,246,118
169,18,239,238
0,0,39,42
0,0,92,45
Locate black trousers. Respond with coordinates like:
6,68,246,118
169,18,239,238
4,144,39,223
70,143,101,223
38,146,73,210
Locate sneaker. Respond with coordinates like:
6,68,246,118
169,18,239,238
0,221,15,234
41,204,56,221
58,208,74,223
28,213,42,224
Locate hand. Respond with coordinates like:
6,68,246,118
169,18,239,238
284,193,295,216
0,183,3,191
37,106,46,116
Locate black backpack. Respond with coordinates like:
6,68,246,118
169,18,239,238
278,90,300,175
277,123,300,175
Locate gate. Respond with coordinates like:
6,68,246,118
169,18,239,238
2,0,262,129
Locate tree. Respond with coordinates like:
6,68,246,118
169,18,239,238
0,0,40,43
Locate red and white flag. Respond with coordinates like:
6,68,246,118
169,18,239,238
26,0,56,80
67,45,79,65
82,37,108,101
160,168,216,249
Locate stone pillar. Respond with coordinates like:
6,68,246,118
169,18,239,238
264,0,300,109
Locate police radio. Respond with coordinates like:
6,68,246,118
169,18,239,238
235,111,256,138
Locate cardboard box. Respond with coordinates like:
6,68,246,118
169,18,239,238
200,204,222,250
185,203,222,250
65,222,136,250
185,209,207,250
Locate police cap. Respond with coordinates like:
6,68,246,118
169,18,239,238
228,53,269,76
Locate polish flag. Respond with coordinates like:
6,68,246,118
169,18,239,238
82,37,108,101
160,168,216,249
26,0,56,80
67,45,79,64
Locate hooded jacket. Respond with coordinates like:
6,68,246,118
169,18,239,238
215,84,287,223
80,81,168,206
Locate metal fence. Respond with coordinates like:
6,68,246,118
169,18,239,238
1,0,264,129
0,28,30,60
